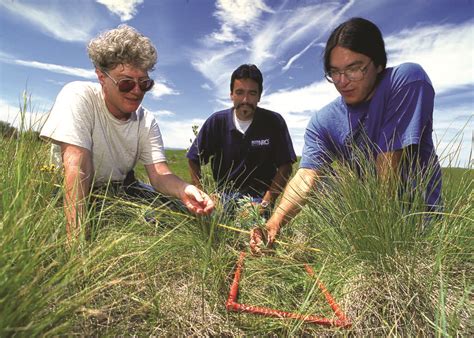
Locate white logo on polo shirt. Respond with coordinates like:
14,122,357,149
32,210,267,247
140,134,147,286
251,139,270,147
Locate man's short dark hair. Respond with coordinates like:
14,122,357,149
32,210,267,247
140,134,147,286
324,17,387,73
230,64,263,94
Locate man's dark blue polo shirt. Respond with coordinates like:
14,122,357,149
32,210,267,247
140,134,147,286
187,107,296,197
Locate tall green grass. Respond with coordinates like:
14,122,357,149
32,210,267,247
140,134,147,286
1,109,472,335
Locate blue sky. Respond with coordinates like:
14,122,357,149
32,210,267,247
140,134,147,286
0,0,472,167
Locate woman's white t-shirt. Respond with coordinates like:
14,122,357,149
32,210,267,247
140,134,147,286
40,81,166,186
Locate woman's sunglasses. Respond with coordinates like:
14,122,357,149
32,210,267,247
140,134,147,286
103,71,154,93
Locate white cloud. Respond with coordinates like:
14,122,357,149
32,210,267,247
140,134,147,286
152,110,175,117
191,46,242,97
12,59,96,79
193,3,473,105
281,0,355,71
46,79,67,86
191,0,276,93
0,51,95,79
251,4,333,67
260,80,339,125
201,83,212,91
96,0,143,22
0,0,95,42
385,20,474,94
191,1,347,97
149,81,180,100
157,118,206,150
210,25,242,44
214,0,273,30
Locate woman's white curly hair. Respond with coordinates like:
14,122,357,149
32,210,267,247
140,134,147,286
87,24,157,72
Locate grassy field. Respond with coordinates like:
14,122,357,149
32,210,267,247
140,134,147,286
1,132,472,336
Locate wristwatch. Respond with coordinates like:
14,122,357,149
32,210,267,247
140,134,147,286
260,200,270,209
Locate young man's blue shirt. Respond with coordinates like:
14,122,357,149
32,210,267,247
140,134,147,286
187,107,296,197
301,63,442,208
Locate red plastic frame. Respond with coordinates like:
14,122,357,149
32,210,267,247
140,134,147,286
226,251,351,328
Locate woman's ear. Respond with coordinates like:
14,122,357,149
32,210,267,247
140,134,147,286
96,68,105,85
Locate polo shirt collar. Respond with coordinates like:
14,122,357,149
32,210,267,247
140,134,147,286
227,107,261,133
225,108,238,132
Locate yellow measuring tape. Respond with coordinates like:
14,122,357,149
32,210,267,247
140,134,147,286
50,182,322,253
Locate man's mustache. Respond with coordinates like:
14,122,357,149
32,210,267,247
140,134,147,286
236,102,256,110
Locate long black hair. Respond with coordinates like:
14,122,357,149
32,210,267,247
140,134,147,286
324,18,387,73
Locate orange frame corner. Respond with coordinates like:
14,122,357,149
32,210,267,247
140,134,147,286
226,251,351,328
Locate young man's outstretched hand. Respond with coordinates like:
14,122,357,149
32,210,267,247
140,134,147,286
249,222,280,255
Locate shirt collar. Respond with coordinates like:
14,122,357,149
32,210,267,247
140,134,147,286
226,106,261,132
225,108,237,132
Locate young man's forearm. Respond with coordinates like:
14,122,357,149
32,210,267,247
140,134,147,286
266,168,319,240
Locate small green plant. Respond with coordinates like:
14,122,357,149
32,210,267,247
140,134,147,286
234,196,266,230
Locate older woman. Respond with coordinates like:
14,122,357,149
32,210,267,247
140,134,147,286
41,25,214,240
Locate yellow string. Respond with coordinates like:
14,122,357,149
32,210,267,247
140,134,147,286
50,183,322,253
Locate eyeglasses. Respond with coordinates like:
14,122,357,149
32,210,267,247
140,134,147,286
325,60,372,84
103,71,154,93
